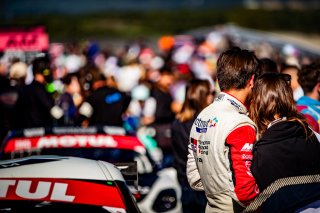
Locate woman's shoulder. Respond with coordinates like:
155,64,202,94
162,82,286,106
259,120,313,145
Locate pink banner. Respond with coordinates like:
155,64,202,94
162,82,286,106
0,31,49,52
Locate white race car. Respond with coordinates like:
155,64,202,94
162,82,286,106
0,126,182,213
0,155,140,212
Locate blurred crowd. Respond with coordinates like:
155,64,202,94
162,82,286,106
0,30,319,143
1,27,320,213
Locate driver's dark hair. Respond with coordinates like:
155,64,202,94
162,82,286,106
217,47,261,91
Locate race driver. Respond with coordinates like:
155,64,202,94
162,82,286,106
187,47,261,212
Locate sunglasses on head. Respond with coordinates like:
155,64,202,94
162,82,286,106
279,73,291,83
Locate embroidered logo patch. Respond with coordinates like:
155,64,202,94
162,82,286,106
240,143,253,152
190,138,197,152
215,94,225,102
194,117,218,133
227,98,245,113
194,118,210,133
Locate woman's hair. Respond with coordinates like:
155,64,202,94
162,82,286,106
176,79,211,122
249,72,310,137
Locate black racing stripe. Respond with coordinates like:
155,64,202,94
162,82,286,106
115,180,141,213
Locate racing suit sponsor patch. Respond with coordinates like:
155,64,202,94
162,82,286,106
240,143,253,152
190,138,198,152
227,98,246,113
198,140,210,155
215,93,225,102
194,117,218,133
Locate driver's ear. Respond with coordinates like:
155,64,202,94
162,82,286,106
249,75,255,89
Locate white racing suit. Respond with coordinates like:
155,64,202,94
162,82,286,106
187,92,259,212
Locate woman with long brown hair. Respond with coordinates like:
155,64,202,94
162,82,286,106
171,79,213,213
249,72,320,192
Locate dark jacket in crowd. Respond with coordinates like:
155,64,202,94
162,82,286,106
150,88,175,155
251,120,320,192
151,88,175,124
171,115,207,213
0,76,16,142
12,80,54,129
171,117,194,186
86,86,131,127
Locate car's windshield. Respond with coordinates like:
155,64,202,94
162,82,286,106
3,148,138,163
41,148,139,163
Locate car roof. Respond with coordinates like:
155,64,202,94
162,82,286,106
0,155,124,181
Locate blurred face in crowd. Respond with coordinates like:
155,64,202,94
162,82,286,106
281,67,300,91
66,76,81,94
298,63,320,100
158,71,174,91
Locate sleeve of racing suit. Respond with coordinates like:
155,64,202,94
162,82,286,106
186,142,204,191
226,125,259,204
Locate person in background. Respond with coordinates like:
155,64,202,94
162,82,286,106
171,79,213,213
0,61,21,143
126,83,156,132
7,61,27,130
150,66,176,167
57,73,83,126
281,64,304,102
187,47,261,212
77,73,131,127
12,56,63,128
151,66,176,124
249,72,320,210
259,58,279,74
296,63,320,133
9,61,28,87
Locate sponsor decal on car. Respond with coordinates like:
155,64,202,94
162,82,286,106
0,178,126,208
4,134,145,154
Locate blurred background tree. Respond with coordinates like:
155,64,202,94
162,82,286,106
1,0,319,45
